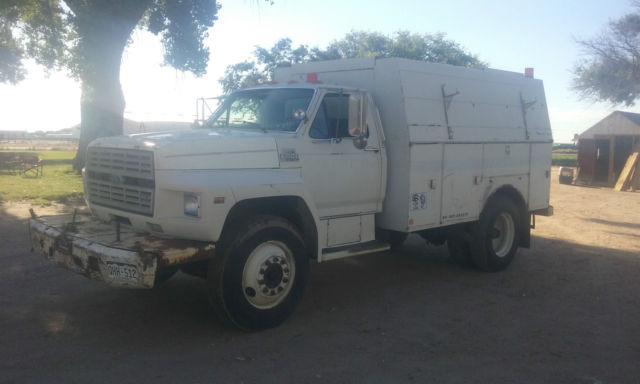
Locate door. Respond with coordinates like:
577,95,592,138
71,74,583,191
300,91,383,220
594,138,610,183
577,139,596,181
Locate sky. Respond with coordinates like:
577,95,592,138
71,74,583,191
0,0,637,143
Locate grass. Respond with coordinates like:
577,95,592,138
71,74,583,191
552,152,577,167
0,150,84,205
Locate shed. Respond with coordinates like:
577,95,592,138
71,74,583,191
577,111,640,187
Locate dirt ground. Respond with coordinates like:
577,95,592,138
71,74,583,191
1,167,639,384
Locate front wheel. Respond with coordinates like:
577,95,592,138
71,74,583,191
470,196,521,272
208,215,309,331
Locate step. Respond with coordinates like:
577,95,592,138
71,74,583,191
321,240,391,262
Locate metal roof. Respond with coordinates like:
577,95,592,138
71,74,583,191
580,111,640,139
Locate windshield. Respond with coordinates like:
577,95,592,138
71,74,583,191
206,88,315,132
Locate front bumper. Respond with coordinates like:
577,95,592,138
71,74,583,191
29,211,215,288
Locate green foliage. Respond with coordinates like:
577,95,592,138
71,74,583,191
220,31,486,94
553,143,577,150
552,152,577,167
220,61,268,95
1,0,223,171
573,6,640,106
0,0,70,83
147,0,219,76
0,150,83,204
0,0,219,82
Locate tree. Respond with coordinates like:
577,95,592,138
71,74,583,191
220,31,485,94
219,38,312,93
0,0,219,170
573,4,640,106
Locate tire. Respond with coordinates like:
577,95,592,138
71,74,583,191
470,196,521,272
446,229,474,268
208,215,309,331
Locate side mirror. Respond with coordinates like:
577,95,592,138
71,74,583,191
293,109,307,122
348,94,364,137
348,93,368,149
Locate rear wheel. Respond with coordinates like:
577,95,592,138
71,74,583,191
208,215,309,331
470,196,521,272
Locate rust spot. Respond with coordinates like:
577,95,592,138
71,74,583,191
158,242,215,266
133,241,157,270
141,252,157,270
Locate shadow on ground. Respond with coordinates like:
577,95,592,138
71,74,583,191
1,205,639,384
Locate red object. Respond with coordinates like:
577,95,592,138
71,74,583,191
306,73,319,83
524,68,534,78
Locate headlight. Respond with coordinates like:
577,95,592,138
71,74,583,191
184,193,200,217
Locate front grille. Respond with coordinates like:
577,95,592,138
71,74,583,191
86,148,155,216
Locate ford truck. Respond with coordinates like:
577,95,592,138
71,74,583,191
29,58,553,330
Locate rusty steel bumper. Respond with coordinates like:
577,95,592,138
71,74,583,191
29,212,215,288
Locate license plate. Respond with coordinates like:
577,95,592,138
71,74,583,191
106,262,139,283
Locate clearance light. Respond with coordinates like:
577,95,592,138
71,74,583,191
524,68,534,78
306,73,320,83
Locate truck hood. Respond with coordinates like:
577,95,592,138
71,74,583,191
90,129,281,170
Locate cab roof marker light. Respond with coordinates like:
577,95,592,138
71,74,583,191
306,73,321,83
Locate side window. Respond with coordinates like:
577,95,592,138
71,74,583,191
309,93,352,139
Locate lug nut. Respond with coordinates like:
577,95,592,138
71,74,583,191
245,287,256,297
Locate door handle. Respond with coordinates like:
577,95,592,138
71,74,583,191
364,147,380,153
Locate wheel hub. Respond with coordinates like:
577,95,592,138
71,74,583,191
242,241,295,309
258,255,291,296
491,212,515,258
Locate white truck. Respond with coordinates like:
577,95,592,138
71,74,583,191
29,58,553,330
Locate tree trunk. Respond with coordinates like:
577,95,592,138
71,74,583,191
73,53,126,171
70,1,152,172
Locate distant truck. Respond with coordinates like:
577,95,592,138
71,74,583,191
29,58,553,330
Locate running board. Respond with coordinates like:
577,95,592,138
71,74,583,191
321,240,391,262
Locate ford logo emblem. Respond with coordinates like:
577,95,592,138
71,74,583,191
110,174,123,185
